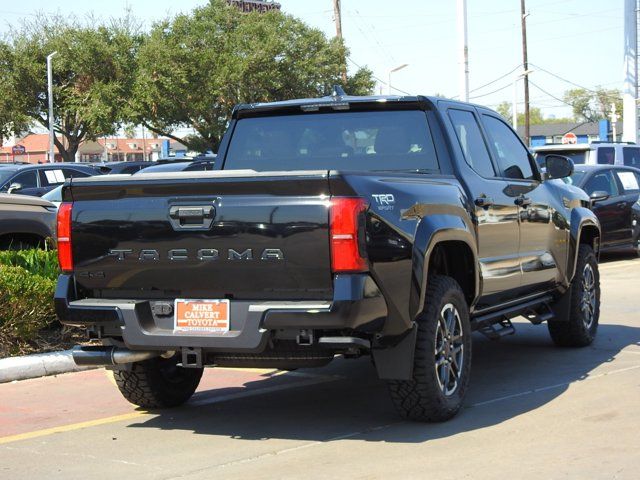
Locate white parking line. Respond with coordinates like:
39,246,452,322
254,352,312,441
470,364,640,407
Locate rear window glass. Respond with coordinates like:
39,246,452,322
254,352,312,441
623,147,640,167
61,168,91,179
224,111,439,172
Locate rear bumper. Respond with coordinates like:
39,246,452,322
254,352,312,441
55,274,387,352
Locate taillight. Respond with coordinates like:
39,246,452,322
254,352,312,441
330,197,368,273
57,202,73,272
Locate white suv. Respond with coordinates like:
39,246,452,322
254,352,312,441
534,142,640,168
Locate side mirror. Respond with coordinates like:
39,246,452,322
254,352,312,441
544,154,574,180
7,182,22,194
589,190,610,204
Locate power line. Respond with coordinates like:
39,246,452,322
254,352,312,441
450,64,523,100
469,64,522,94
469,82,513,100
529,80,573,106
529,62,622,99
346,57,412,96
350,9,397,64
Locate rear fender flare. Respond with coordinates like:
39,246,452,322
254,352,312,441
567,207,601,284
374,214,477,381
409,214,479,321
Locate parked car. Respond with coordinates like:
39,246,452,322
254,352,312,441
534,142,640,167
92,161,156,175
0,193,56,249
562,164,640,253
134,159,215,174
42,185,63,208
0,163,100,196
58,92,600,422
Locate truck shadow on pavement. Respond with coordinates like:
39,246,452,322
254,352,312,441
130,321,640,443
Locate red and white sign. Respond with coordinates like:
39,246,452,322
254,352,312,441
11,145,26,155
174,299,230,334
561,132,578,144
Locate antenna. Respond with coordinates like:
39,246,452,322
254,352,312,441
332,85,347,97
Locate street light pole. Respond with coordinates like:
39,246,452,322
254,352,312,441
457,0,469,102
520,0,531,145
388,63,409,95
47,51,58,163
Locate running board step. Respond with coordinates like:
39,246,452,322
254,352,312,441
477,318,515,340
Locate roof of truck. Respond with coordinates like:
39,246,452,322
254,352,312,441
232,94,491,118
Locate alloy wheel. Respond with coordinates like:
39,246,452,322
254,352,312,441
435,303,464,396
580,263,596,329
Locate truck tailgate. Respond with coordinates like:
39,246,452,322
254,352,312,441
67,170,333,300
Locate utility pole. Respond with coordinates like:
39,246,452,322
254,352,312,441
611,104,619,141
333,0,347,84
46,51,58,163
457,0,469,102
520,0,530,146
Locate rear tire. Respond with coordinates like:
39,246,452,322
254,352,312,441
387,275,472,422
548,244,600,347
113,354,203,408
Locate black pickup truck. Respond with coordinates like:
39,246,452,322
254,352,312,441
56,93,601,422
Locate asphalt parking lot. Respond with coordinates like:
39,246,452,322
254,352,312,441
1,255,639,480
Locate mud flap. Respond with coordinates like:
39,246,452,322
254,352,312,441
550,287,572,322
372,324,417,380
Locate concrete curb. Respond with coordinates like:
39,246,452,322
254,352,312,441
0,349,94,383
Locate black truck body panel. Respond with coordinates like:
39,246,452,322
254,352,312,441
56,94,601,380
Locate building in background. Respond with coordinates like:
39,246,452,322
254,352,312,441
517,120,623,147
0,134,188,163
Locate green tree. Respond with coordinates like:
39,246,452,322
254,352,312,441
123,124,136,139
496,101,511,121
0,15,139,162
494,101,545,125
563,87,622,123
131,0,375,152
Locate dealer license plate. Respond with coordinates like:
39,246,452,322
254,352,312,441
174,299,230,334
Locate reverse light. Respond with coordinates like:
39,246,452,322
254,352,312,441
330,197,368,273
57,202,73,272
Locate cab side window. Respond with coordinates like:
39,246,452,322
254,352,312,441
623,147,640,167
10,170,38,189
448,109,496,178
615,170,640,193
584,171,619,197
597,147,615,165
39,169,65,187
481,115,535,180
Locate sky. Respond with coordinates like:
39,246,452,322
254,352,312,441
0,0,627,120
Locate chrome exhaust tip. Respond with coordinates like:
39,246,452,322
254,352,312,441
71,346,167,366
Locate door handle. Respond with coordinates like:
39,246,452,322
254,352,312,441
474,196,494,208
514,195,532,207
168,205,216,230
